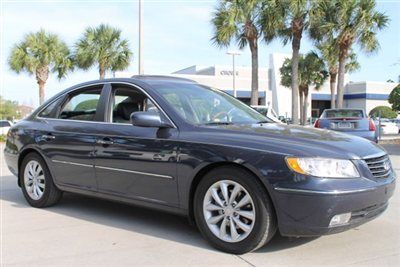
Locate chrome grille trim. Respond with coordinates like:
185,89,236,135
364,155,391,179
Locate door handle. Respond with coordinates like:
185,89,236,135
97,138,114,146
42,134,55,141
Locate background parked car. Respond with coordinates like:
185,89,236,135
0,120,12,135
314,109,377,142
375,118,399,135
390,118,400,133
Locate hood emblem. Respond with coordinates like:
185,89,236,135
383,161,391,171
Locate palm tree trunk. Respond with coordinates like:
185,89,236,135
303,87,309,126
38,81,45,105
336,48,348,108
291,32,301,125
249,39,259,106
99,67,106,80
35,66,49,105
299,90,304,125
330,72,337,109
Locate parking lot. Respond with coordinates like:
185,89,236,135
1,144,399,267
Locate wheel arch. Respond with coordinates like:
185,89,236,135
187,162,277,225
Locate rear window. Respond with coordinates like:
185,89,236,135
323,110,364,118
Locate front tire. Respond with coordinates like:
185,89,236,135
20,152,63,208
194,167,276,254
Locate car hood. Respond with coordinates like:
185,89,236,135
188,123,385,159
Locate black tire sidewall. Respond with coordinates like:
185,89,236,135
20,153,56,207
194,167,275,254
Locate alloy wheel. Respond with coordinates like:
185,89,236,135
24,160,45,200
203,180,256,243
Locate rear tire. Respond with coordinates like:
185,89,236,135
20,152,62,207
194,167,276,254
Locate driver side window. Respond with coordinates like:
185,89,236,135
111,86,160,124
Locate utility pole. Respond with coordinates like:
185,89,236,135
138,0,144,75
227,51,241,97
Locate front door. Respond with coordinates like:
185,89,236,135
94,84,179,206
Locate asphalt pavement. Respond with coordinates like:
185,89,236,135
1,144,399,266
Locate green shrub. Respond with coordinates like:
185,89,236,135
388,84,400,111
369,106,398,119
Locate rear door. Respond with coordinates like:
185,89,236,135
37,84,107,190
93,83,180,206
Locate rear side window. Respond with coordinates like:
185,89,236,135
323,110,364,118
38,99,60,118
59,89,102,121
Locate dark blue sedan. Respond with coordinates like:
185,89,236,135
3,77,395,254
314,109,377,142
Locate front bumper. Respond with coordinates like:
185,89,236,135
273,175,396,237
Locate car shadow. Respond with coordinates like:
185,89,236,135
1,175,317,253
256,234,318,253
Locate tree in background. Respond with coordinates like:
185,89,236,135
0,96,20,120
8,30,73,105
280,52,328,125
74,24,132,79
388,84,400,112
211,0,265,106
261,0,310,124
369,106,397,119
317,38,360,109
310,0,389,108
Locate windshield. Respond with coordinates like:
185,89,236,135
323,109,364,118
154,83,268,125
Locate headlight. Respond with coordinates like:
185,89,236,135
286,157,360,178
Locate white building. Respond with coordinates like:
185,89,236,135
116,53,398,118
172,65,271,105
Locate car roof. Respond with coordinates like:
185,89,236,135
323,108,364,111
131,75,197,84
65,76,198,92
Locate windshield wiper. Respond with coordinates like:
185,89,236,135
256,120,271,124
203,122,234,126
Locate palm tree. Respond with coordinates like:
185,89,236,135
8,30,73,105
280,52,328,125
317,38,360,109
74,24,132,79
261,0,310,124
310,0,389,108
211,0,266,106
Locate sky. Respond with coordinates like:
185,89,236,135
1,0,399,107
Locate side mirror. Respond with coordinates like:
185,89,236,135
130,112,173,128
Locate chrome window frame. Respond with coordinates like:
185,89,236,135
35,81,177,129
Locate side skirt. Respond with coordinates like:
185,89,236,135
56,184,188,217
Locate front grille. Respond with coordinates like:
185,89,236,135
364,155,392,179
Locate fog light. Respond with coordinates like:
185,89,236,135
329,213,351,227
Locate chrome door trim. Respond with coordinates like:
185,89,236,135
52,160,93,168
95,165,173,179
